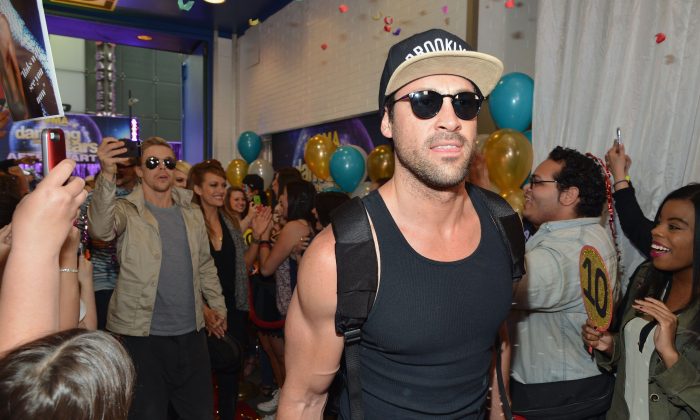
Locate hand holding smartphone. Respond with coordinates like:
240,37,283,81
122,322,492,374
41,128,67,176
115,138,141,159
613,127,622,147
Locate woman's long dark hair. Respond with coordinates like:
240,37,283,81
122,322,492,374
284,180,317,228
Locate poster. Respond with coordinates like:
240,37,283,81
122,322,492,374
0,0,63,121
270,113,389,189
2,113,131,178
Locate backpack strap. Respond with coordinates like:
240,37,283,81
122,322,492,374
468,185,526,282
330,197,377,420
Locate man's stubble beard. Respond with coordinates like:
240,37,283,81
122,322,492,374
393,131,475,190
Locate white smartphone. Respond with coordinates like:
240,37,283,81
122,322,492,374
614,127,622,146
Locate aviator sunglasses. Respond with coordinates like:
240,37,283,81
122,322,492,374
145,156,177,170
391,90,484,121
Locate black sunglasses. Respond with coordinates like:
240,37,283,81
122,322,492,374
145,156,176,170
392,90,484,121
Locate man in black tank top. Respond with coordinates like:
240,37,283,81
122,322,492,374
278,29,511,419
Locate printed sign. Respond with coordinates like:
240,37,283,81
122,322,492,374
579,245,613,330
0,0,63,121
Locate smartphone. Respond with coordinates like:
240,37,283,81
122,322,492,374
41,128,67,176
614,127,622,146
253,195,262,205
115,138,141,159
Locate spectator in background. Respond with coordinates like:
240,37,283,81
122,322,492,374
256,180,316,416
606,142,652,257
226,186,256,232
313,191,350,230
510,147,618,419
583,183,700,419
271,167,302,206
188,159,272,420
243,173,267,206
174,160,192,189
88,137,226,420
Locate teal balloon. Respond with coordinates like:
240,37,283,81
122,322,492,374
523,130,532,142
237,131,262,163
489,72,534,131
329,146,365,193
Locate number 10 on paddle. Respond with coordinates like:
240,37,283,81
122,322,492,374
579,246,613,352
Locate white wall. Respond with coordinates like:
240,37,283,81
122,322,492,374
236,0,470,136
48,35,86,112
477,0,537,77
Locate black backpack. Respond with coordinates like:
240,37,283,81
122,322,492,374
329,185,525,420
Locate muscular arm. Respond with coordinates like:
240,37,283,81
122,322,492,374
278,228,345,419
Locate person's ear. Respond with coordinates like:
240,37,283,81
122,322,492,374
558,185,580,207
381,108,393,138
193,184,202,196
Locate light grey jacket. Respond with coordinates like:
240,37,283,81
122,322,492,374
88,174,226,336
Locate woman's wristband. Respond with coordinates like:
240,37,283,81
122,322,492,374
613,179,631,188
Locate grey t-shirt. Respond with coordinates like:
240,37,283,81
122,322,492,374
145,202,196,336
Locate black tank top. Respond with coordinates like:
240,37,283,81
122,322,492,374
340,188,513,419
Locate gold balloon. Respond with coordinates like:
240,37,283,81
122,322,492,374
367,144,394,182
501,188,525,217
226,159,248,187
484,129,533,192
304,134,336,180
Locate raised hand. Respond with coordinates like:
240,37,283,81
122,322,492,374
632,297,680,367
11,159,86,256
96,137,131,180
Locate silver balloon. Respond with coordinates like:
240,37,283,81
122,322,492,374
247,158,274,190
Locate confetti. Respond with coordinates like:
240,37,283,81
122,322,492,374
505,0,515,8
371,11,382,20
248,18,260,26
384,25,392,32
655,32,666,43
321,43,328,50
441,5,449,14
384,16,394,25
392,28,401,36
177,0,194,11
338,4,349,13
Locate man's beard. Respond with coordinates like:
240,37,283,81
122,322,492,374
394,132,474,190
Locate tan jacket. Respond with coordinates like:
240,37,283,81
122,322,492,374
88,175,226,336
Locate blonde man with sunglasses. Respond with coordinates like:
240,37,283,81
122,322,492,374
88,136,225,420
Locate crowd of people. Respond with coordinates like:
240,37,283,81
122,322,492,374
0,28,698,420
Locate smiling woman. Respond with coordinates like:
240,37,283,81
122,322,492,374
583,183,700,419
188,159,272,420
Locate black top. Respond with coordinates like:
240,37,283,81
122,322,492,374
210,214,237,306
612,187,653,258
340,190,512,419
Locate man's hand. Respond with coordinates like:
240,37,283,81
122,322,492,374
203,304,226,338
97,137,131,181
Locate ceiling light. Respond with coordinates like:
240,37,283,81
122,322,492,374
203,0,226,3
137,35,153,41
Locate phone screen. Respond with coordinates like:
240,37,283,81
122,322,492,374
41,128,67,176
253,195,262,205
